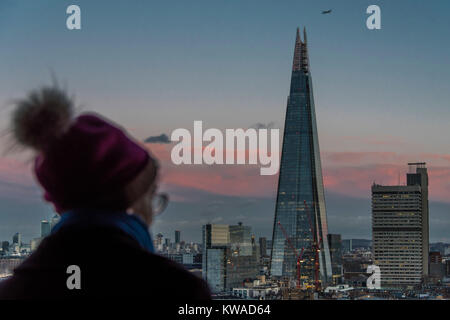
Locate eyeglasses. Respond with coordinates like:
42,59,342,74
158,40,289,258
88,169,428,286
152,192,169,216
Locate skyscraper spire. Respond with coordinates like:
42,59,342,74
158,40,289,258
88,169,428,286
292,27,303,72
301,27,309,72
292,27,309,73
271,27,332,288
303,26,307,44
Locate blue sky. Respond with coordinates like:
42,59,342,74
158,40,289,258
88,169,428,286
1,0,449,145
0,1,449,242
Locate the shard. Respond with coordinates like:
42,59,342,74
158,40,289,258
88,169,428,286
270,27,332,288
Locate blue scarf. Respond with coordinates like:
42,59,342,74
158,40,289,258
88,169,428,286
51,209,154,253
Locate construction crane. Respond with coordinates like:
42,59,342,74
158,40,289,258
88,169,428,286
277,221,305,289
303,200,322,292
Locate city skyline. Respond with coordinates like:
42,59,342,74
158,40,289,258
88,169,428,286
0,1,449,243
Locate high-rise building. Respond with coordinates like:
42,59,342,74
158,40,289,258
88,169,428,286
175,230,181,244
229,222,252,256
429,251,444,279
1,241,9,253
154,233,164,251
372,163,429,288
446,260,450,278
266,240,272,256
41,220,51,238
205,246,229,293
227,223,259,289
202,224,230,293
202,223,260,293
12,232,21,246
327,234,343,285
259,237,267,257
342,239,352,253
270,27,332,288
406,162,429,275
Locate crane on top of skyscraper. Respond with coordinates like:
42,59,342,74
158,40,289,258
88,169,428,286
276,221,305,289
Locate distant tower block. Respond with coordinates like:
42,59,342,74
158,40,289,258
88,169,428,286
372,163,429,287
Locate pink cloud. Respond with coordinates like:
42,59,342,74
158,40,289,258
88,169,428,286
0,157,34,185
0,145,448,205
144,142,277,198
0,157,40,200
145,144,449,202
322,151,450,202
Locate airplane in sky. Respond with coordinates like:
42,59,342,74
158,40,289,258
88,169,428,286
321,9,332,14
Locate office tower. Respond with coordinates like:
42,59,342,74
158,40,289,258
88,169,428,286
270,27,332,288
227,223,259,289
229,222,252,256
372,163,429,287
202,224,230,293
259,237,267,257
446,260,450,278
41,220,51,238
429,252,444,279
429,251,442,264
1,241,9,253
327,234,343,285
342,239,352,253
175,230,181,244
266,240,272,256
12,232,21,246
154,233,164,251
205,246,229,293
406,162,429,275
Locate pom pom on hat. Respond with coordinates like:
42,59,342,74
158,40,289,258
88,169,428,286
11,86,74,151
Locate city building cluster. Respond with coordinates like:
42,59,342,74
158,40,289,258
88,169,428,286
1,217,449,299
0,215,60,279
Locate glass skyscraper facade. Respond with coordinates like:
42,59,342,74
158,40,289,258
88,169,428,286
203,223,260,293
270,28,332,288
202,224,230,292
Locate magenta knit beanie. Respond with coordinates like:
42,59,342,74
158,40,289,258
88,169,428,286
11,87,156,213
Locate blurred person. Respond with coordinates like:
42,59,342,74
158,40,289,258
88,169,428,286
0,86,211,299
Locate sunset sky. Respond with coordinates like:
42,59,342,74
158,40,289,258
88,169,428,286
0,0,449,243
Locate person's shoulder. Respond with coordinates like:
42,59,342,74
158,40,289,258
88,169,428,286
137,252,211,300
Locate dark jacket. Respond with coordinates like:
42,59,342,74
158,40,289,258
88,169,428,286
0,224,211,300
